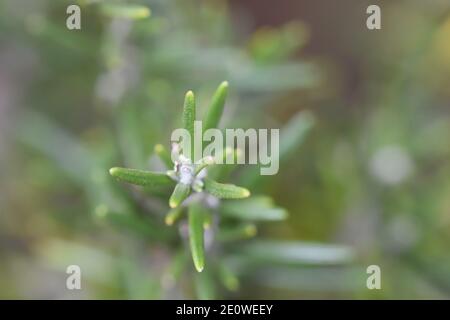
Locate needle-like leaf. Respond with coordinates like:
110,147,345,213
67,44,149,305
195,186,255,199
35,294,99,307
100,3,151,19
217,223,257,242
109,167,173,187
189,203,206,272
204,178,250,199
183,90,196,158
169,183,191,208
279,110,315,159
235,241,355,265
195,156,215,175
203,81,228,132
166,250,188,283
154,144,173,169
203,209,212,229
165,206,184,226
221,196,287,221
194,270,216,299
218,264,239,291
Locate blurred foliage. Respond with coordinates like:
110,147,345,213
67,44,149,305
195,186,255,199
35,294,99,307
0,0,450,299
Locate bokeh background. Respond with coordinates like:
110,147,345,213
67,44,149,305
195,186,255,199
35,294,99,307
1,0,450,299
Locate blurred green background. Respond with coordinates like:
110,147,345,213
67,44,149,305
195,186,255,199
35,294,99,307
1,0,450,299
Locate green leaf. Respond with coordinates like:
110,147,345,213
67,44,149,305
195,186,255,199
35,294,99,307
203,209,212,229
203,81,228,132
194,270,216,299
116,106,148,169
218,264,239,291
169,183,191,208
154,144,173,169
221,196,287,221
189,203,206,272
232,62,320,91
217,223,257,242
241,266,361,292
204,178,250,199
100,4,151,20
279,110,315,159
164,250,188,286
183,90,196,158
109,167,173,187
195,156,215,175
165,206,184,226
235,241,355,266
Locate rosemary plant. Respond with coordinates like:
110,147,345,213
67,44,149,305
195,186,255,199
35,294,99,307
109,82,283,272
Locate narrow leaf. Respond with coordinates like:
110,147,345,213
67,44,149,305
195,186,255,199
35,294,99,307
279,110,315,159
165,206,184,226
217,223,257,242
183,90,196,157
100,4,151,20
154,144,173,169
221,196,287,221
116,106,148,169
194,270,216,299
218,264,239,291
169,183,191,208
189,203,206,272
195,156,215,175
204,178,250,199
232,62,320,91
166,250,188,283
203,81,228,131
203,209,212,229
109,167,173,187
236,241,355,265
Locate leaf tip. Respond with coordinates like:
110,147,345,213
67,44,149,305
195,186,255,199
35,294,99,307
154,144,163,153
143,7,151,18
245,224,257,237
195,263,204,273
185,90,195,100
165,216,174,225
109,167,119,177
169,200,178,209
